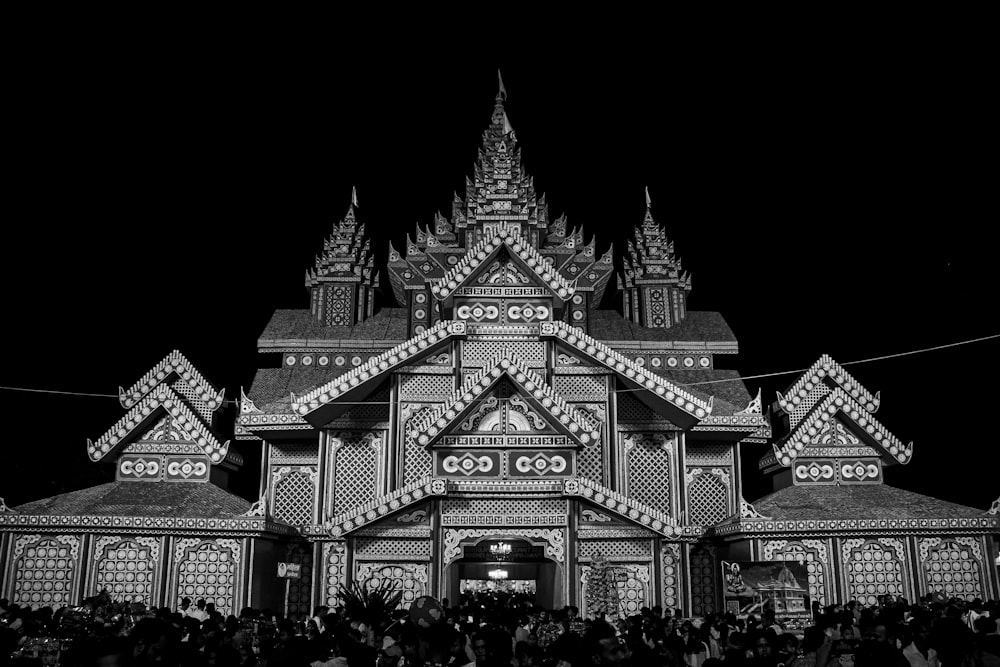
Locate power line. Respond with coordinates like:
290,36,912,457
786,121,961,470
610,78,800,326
1,333,996,404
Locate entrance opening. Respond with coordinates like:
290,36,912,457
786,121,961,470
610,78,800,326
447,538,560,609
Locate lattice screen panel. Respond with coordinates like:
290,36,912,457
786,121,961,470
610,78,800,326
690,547,718,616
553,375,607,399
399,376,455,400
922,539,983,601
339,387,390,421
355,538,431,560
273,469,316,526
443,498,567,516
95,538,158,605
355,563,428,609
285,545,313,616
169,377,210,418
687,470,730,526
685,443,733,465
461,341,546,367
844,541,905,606
174,541,238,617
333,438,378,514
271,443,319,464
577,441,604,482
579,538,651,561
617,394,665,423
12,537,79,609
626,437,672,514
402,405,436,485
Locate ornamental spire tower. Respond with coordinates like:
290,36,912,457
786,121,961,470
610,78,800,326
305,191,378,326
619,191,692,328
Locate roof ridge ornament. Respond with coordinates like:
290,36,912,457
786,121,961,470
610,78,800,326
987,497,1000,515
776,354,880,416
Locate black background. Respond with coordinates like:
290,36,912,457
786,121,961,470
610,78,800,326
3,27,996,512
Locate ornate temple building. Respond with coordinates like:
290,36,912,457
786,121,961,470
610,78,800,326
2,83,998,617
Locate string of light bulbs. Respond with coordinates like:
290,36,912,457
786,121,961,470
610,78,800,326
0,333,996,405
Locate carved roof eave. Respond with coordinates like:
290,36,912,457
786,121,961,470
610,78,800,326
431,227,576,305
0,513,298,537
322,477,448,537
564,477,704,541
408,352,602,448
768,388,912,469
710,514,1000,539
88,386,229,464
539,321,712,429
691,389,769,438
292,321,468,426
119,350,224,412
776,354,880,415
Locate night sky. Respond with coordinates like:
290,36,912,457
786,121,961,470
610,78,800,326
3,38,996,513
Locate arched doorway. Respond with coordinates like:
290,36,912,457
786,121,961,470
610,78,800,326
444,536,562,609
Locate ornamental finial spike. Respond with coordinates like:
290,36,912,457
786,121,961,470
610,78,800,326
497,69,507,100
645,186,652,209
351,185,358,208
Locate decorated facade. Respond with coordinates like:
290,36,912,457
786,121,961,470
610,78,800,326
2,82,997,616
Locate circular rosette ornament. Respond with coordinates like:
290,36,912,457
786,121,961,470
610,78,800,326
408,595,444,628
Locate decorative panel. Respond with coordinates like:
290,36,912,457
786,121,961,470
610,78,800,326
271,466,318,526
355,563,428,609
437,451,501,477
842,538,906,606
174,538,240,617
11,535,80,609
508,451,573,477
271,442,319,464
164,456,210,482
331,433,380,515
553,375,607,400
578,539,652,561
354,538,431,560
661,544,682,611
919,537,984,601
686,468,731,526
401,404,436,485
624,433,672,514
322,542,348,606
461,340,546,368
685,443,733,466
617,394,672,424
581,563,651,619
117,455,162,481
284,544,313,617
762,539,828,606
336,387,392,423
93,537,159,605
399,376,455,401
690,545,718,617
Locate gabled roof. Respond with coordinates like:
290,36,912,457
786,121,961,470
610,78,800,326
430,226,576,302
769,386,912,468
88,385,229,463
408,351,602,447
10,481,249,518
563,477,702,540
776,354,880,416
751,484,991,521
540,321,712,428
293,320,468,425
323,477,447,537
118,350,224,414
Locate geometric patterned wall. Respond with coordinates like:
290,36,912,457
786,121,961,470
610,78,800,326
761,539,828,606
272,466,317,526
623,433,672,514
842,538,906,606
690,544,718,616
918,537,984,601
284,544,313,617
401,404,435,485
580,563,651,620
660,544,682,612
331,433,380,515
355,562,428,609
686,468,731,526
93,536,160,606
10,535,80,609
322,542,348,607
174,538,240,617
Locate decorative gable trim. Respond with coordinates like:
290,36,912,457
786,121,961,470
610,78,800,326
323,477,448,537
119,350,225,413
431,226,576,301
539,321,712,426
563,477,703,540
987,498,1000,516
88,386,229,463
776,354,880,416
293,320,468,425
770,388,911,468
408,350,601,447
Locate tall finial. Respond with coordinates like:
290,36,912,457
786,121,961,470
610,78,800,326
497,69,507,100
351,185,358,208
645,186,652,209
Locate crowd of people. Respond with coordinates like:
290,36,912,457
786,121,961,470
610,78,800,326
1,591,999,666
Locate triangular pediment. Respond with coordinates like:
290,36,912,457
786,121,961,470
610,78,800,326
118,350,225,417
431,226,576,303
409,351,601,448
775,354,880,418
539,321,712,428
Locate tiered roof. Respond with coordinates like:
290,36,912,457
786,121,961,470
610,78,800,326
304,193,376,292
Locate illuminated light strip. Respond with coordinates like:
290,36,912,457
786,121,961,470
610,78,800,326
88,386,228,464
431,226,576,300
293,320,466,416
771,387,912,468
539,321,712,419
408,350,601,447
118,350,224,412
776,354,880,416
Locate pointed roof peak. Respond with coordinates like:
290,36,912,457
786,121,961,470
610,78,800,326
497,69,507,101
351,185,358,208
645,186,652,209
